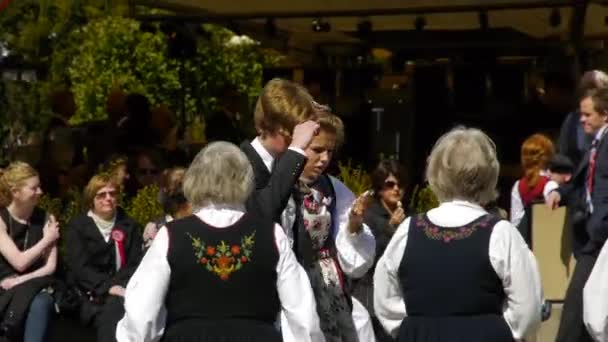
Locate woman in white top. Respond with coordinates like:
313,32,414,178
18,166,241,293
584,239,608,341
374,127,543,341
116,141,324,342
510,134,559,245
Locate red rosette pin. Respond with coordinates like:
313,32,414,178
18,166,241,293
111,229,125,242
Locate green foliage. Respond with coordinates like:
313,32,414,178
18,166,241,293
0,0,129,63
337,160,372,196
63,17,181,124
409,183,439,214
124,184,164,228
0,80,51,151
38,188,82,257
0,2,282,145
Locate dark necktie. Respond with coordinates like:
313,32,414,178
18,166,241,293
588,138,599,195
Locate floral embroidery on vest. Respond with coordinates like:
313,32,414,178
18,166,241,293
188,231,255,280
417,215,492,243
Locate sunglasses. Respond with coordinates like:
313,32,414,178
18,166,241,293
95,190,118,200
384,180,401,189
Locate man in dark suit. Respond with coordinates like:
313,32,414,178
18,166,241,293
547,86,608,342
240,79,319,223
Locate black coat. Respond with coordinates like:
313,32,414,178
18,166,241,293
240,141,318,267
65,208,142,299
240,142,306,222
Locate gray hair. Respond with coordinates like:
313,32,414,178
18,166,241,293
425,126,499,205
183,142,254,208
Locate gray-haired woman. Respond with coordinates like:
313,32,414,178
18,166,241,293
374,127,543,341
116,141,324,342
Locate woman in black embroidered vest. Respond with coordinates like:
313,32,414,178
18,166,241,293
281,114,377,342
374,127,543,341
116,141,324,342
66,174,143,342
0,162,60,342
510,133,559,246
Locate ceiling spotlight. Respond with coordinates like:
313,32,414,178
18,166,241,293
550,8,561,28
414,16,427,31
478,11,488,30
312,18,331,32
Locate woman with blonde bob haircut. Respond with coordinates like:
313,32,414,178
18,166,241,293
374,127,543,342
66,173,142,342
117,141,324,342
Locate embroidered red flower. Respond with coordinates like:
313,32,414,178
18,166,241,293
217,255,233,269
188,231,256,281
231,245,240,255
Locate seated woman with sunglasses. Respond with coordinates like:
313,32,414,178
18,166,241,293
66,174,143,342
352,159,406,341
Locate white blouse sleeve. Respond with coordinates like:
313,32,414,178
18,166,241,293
275,224,325,342
331,177,376,279
116,227,171,342
510,181,524,227
584,240,608,342
489,221,542,340
373,217,410,338
543,180,559,199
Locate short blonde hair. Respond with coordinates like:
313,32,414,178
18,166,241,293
183,142,254,208
254,78,315,135
426,127,499,205
0,162,39,207
83,174,118,210
163,167,186,194
317,113,345,150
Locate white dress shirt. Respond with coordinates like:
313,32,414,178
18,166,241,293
116,204,325,342
510,171,559,227
584,240,608,342
374,200,543,340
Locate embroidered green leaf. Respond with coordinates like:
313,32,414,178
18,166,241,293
218,241,229,254
235,262,242,270
206,263,213,272
242,231,256,248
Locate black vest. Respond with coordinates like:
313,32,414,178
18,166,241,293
0,207,45,280
165,214,280,325
399,214,505,316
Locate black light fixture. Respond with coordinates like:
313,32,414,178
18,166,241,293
265,18,277,37
357,19,373,36
550,8,561,28
478,11,489,30
414,16,426,31
312,18,331,32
